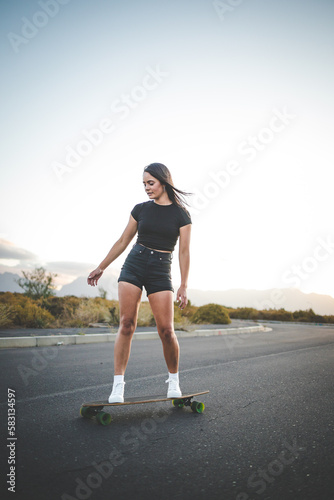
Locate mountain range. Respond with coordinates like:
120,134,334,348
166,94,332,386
1,271,333,315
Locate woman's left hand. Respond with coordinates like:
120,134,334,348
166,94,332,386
87,267,103,286
176,285,188,309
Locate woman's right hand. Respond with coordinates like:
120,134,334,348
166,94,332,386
87,267,103,286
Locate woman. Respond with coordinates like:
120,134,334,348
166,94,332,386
87,163,192,403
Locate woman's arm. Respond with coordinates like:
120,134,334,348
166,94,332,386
87,215,138,286
176,224,191,309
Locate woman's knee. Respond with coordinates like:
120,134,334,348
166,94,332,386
119,316,136,336
159,326,176,342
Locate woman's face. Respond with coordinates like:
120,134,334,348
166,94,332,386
143,172,164,200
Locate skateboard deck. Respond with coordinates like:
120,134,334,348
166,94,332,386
80,391,209,425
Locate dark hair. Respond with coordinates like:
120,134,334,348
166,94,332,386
143,163,192,210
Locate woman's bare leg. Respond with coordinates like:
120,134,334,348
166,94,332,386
148,290,179,373
114,282,142,375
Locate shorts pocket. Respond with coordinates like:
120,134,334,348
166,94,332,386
131,245,145,256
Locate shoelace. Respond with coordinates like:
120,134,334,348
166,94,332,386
165,378,179,388
113,382,125,394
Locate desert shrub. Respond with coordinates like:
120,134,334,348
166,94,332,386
258,308,294,322
174,299,198,319
1,292,332,328
91,298,119,325
15,300,55,328
0,292,29,308
137,302,156,327
41,296,119,327
192,303,231,324
172,300,198,330
109,305,119,325
229,307,259,320
0,292,55,328
39,295,82,327
292,308,324,322
40,295,81,318
66,298,113,327
72,301,100,326
0,303,15,328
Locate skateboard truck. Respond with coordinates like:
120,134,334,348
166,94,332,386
172,396,205,414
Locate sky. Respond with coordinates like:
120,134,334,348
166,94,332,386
0,0,333,301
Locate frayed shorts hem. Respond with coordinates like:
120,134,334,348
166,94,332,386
118,278,174,296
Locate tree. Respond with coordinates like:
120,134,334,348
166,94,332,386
16,267,58,300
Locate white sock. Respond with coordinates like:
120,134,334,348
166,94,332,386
113,375,124,385
168,372,179,381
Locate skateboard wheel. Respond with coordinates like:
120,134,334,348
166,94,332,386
172,399,185,408
96,411,112,426
191,401,205,414
80,406,96,419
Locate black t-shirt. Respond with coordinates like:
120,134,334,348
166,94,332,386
131,201,192,252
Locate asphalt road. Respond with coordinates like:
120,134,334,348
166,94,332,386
0,323,333,500
0,319,255,337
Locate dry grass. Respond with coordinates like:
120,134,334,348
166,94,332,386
0,303,14,328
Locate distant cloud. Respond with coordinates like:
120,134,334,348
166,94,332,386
0,239,37,261
0,240,121,288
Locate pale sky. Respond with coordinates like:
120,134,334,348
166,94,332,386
1,0,333,299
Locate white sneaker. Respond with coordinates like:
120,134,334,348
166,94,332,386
166,378,182,398
108,382,125,403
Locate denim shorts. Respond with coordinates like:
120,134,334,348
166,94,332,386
118,243,174,296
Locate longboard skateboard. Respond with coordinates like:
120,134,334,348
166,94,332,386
80,391,209,425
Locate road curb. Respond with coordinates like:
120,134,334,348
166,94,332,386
0,325,272,348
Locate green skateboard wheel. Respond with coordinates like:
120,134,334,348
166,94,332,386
191,401,205,413
80,406,96,418
172,398,185,408
96,411,112,426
